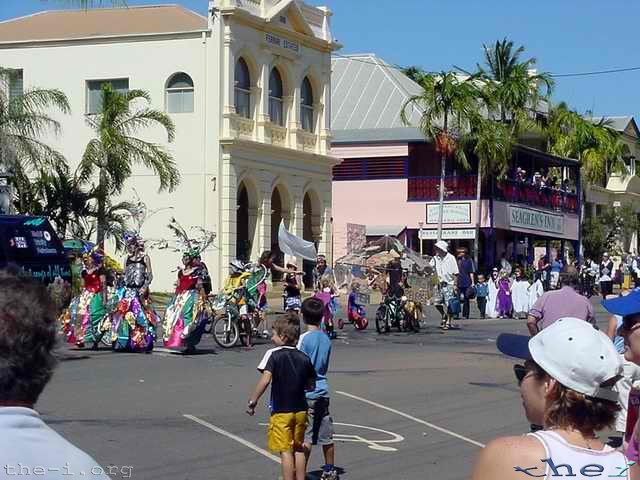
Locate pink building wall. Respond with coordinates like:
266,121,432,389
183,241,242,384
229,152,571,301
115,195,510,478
332,179,489,259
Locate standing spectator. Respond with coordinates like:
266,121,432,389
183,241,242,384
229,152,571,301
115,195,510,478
472,318,634,480
0,269,110,479
297,298,338,480
313,255,334,292
602,292,640,449
456,247,476,320
600,252,615,298
549,255,563,289
430,240,459,330
247,315,316,480
475,274,489,319
527,272,594,336
496,272,512,319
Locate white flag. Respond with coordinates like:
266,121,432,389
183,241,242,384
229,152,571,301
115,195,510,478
278,221,317,261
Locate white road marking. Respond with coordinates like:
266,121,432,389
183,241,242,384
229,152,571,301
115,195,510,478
184,414,281,464
336,391,486,448
258,421,404,452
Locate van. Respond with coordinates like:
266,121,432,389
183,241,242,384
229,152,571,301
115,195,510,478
0,215,71,284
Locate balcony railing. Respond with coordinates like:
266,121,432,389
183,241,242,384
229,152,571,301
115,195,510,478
495,179,579,214
407,175,477,202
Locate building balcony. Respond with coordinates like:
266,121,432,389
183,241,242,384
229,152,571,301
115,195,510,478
227,113,255,140
265,121,288,147
494,179,579,214
407,175,477,202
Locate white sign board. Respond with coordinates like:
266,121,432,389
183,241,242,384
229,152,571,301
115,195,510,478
426,203,471,224
418,228,475,240
509,206,564,234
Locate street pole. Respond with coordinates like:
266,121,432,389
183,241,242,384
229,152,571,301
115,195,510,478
437,150,446,242
418,221,424,256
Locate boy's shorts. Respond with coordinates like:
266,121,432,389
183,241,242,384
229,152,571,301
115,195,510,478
305,397,334,446
268,411,307,453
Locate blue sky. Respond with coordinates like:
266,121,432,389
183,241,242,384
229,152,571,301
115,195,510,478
2,0,640,121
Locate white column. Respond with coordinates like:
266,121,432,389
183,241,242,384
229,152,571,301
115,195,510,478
256,60,271,142
220,152,238,276
222,25,236,137
319,69,331,155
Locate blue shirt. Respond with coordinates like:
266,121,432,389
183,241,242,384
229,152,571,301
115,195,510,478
457,257,475,289
297,329,332,399
551,260,562,273
613,315,626,354
475,282,489,298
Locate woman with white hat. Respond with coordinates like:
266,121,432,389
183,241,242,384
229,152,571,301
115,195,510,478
471,317,638,479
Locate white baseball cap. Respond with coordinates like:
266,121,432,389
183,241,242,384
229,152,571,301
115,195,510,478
435,240,448,252
497,317,623,402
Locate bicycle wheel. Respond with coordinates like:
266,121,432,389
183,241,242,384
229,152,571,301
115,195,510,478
375,305,388,334
212,313,239,348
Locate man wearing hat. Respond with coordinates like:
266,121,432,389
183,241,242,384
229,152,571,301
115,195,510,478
430,240,459,330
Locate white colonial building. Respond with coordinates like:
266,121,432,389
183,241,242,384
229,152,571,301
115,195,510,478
0,0,340,290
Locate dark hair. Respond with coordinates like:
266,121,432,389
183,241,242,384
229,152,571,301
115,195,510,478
301,297,324,326
527,361,619,432
559,271,580,288
273,313,300,345
259,250,274,266
0,269,58,404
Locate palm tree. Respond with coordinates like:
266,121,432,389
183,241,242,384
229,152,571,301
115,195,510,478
0,68,70,213
78,84,179,244
401,71,484,242
547,103,628,185
476,38,554,133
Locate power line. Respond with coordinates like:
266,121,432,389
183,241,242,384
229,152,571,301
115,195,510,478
332,52,640,79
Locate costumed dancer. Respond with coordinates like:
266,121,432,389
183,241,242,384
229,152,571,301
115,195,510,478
60,247,107,349
109,232,158,352
161,218,217,354
486,267,500,319
510,267,531,319
496,271,513,318
163,248,208,353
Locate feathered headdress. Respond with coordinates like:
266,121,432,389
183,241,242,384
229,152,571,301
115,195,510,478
164,217,217,257
81,244,105,265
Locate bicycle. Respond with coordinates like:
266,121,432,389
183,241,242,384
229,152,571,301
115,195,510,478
375,295,406,334
211,288,254,348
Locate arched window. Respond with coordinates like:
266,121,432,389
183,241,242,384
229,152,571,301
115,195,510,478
166,72,194,113
269,68,284,126
234,58,251,118
300,77,314,132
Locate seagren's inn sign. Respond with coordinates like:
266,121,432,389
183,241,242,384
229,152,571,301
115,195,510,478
509,206,564,234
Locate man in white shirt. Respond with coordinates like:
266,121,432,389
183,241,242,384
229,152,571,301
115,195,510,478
430,240,459,330
0,269,110,480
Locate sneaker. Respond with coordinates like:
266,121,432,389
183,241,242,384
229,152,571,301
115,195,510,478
320,470,338,480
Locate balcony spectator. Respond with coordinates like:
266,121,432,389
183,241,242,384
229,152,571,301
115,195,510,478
532,171,542,188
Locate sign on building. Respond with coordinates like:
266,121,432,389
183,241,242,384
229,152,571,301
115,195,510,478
418,228,475,240
509,206,564,234
346,223,366,254
426,203,471,224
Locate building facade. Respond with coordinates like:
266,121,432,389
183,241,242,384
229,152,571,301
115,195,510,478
330,54,581,270
0,1,340,290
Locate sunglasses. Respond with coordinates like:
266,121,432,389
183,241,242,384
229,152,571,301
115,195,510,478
513,364,531,386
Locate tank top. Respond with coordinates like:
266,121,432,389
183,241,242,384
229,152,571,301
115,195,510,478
528,430,631,479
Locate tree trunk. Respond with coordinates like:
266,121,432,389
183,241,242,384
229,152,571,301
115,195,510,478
96,167,107,246
474,167,482,268
437,114,448,243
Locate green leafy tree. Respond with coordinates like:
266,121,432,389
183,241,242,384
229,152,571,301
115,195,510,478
78,84,179,244
0,68,70,213
582,205,639,258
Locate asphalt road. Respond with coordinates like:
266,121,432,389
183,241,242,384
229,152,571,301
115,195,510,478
40,298,612,480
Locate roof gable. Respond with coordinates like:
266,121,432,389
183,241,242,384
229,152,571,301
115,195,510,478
265,0,314,37
0,5,208,44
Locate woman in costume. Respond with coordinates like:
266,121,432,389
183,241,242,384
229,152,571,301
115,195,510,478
109,232,158,352
61,247,107,349
486,268,500,319
163,248,209,353
496,271,513,319
511,266,531,319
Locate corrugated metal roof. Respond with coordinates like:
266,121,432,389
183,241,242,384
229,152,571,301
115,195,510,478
332,127,424,144
331,54,423,133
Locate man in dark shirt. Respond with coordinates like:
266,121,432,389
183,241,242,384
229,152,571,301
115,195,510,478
456,248,476,319
247,314,316,480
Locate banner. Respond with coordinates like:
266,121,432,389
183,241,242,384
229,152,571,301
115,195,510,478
278,221,317,261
